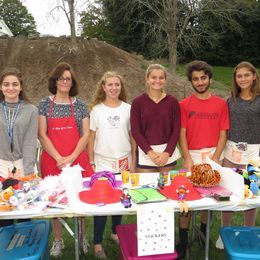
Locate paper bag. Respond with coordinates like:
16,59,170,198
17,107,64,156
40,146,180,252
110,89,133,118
137,204,175,256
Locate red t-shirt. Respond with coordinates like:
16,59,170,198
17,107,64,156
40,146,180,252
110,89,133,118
180,94,229,150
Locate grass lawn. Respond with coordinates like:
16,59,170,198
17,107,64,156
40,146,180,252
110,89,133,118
49,209,260,259
212,66,233,88
176,64,233,95
176,64,260,96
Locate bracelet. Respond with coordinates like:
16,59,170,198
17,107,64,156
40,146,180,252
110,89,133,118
90,162,96,166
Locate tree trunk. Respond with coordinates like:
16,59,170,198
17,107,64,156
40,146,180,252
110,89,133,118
67,0,77,48
165,0,177,75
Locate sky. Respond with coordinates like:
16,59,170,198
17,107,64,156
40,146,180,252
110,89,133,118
22,0,89,36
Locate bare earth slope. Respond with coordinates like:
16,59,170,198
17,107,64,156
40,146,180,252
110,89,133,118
0,37,191,105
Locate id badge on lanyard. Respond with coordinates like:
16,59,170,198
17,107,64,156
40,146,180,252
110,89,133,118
3,101,21,174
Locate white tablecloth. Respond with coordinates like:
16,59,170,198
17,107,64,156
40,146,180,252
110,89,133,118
1,172,259,219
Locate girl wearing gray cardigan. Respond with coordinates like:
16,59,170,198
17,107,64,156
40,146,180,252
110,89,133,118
0,68,38,226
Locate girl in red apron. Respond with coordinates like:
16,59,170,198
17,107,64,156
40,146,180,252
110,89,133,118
38,62,93,257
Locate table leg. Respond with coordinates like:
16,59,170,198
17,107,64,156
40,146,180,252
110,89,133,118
205,210,212,260
74,217,80,260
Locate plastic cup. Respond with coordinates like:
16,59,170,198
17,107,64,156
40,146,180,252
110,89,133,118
169,170,179,180
121,170,130,184
179,168,187,177
130,173,140,187
160,172,169,183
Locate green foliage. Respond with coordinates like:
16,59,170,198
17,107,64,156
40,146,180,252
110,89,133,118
80,0,155,57
0,0,38,36
189,0,260,66
80,1,111,41
80,0,260,67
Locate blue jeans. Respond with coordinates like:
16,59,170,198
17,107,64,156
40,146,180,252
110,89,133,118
93,215,122,244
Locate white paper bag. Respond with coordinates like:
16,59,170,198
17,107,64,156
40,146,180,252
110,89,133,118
60,164,84,203
137,204,175,256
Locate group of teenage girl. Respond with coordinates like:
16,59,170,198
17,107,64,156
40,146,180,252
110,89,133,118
0,59,259,259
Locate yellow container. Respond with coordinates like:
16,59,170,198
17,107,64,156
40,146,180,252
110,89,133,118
130,173,140,187
121,170,130,183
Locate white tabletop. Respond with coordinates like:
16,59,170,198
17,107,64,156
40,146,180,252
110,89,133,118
1,172,259,219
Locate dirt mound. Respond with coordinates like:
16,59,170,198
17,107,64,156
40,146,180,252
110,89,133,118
0,37,191,105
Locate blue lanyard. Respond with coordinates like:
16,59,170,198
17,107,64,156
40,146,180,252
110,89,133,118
3,101,21,152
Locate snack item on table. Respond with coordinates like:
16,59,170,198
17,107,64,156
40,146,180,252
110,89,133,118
190,163,221,187
244,185,253,199
0,203,15,211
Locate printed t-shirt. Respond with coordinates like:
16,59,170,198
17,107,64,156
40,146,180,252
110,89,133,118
90,102,131,159
180,94,229,150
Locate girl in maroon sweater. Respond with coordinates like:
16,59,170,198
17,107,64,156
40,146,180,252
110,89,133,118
130,64,181,172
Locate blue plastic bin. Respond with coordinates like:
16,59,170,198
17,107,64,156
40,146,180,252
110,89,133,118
220,226,260,260
0,220,50,260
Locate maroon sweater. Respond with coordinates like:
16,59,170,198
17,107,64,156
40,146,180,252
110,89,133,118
130,93,180,155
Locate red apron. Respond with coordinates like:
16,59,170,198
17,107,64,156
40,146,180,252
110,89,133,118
40,96,93,178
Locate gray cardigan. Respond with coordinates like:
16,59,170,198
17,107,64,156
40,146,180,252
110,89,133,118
0,100,38,175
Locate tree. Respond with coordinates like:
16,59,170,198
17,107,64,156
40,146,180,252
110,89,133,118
120,0,250,73
80,0,153,57
91,0,255,73
50,0,92,48
49,0,77,46
80,0,111,41
194,0,260,66
0,0,38,36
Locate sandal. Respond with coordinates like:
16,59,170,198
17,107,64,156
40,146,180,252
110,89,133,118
94,249,107,259
110,234,119,245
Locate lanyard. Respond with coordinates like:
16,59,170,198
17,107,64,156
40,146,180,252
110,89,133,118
3,101,21,152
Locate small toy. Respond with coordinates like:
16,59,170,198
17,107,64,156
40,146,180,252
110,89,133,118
246,164,259,196
176,185,189,215
0,187,15,211
23,182,31,192
0,176,42,211
120,188,132,208
0,187,14,202
248,174,259,195
1,178,20,190
157,172,165,189
244,185,253,199
7,167,21,179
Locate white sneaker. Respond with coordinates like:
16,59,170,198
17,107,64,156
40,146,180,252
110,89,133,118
50,239,65,257
215,235,224,250
81,239,89,254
